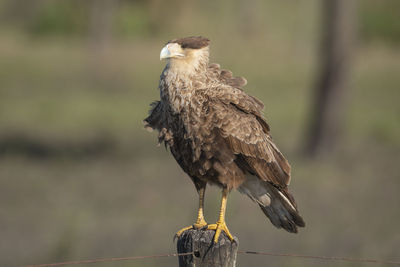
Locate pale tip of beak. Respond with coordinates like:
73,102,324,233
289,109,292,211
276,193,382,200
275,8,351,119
160,45,170,60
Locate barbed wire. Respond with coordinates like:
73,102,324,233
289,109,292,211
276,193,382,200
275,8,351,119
21,250,400,267
238,250,400,265
22,252,194,267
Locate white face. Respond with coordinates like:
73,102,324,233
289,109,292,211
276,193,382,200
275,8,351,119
160,43,185,60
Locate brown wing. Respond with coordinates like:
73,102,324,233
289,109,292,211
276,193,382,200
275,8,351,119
208,86,291,188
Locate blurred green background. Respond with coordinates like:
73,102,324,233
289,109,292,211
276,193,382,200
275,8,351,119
0,0,399,266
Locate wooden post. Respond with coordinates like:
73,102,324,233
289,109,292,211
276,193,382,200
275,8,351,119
177,229,239,267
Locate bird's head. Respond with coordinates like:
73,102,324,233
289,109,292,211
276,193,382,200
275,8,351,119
160,36,210,73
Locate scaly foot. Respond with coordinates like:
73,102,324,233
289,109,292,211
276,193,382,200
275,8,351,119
175,225,194,237
207,221,234,243
175,219,208,238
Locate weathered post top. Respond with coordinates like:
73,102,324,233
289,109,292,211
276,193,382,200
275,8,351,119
177,229,239,267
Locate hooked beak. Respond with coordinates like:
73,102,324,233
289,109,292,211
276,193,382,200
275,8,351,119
160,44,184,60
160,46,170,60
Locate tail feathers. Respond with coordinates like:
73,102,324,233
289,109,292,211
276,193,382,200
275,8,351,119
238,176,305,233
258,192,305,233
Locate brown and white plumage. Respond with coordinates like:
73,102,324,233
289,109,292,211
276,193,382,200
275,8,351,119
144,36,304,237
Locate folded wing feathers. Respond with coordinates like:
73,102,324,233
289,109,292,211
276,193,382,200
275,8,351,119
209,85,290,188
205,68,304,232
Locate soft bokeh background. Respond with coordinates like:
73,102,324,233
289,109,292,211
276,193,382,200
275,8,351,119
0,0,399,266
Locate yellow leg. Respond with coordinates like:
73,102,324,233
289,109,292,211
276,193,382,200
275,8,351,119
176,186,208,237
193,186,207,228
207,188,234,243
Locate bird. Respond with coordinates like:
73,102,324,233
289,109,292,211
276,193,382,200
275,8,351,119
144,36,305,243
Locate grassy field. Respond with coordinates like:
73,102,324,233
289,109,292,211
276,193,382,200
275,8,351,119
1,2,400,266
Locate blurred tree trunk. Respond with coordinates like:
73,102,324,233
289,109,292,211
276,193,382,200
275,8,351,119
237,0,260,38
88,0,118,86
304,0,356,157
89,0,117,52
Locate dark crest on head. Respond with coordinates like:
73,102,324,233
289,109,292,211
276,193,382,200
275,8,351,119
169,36,210,49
